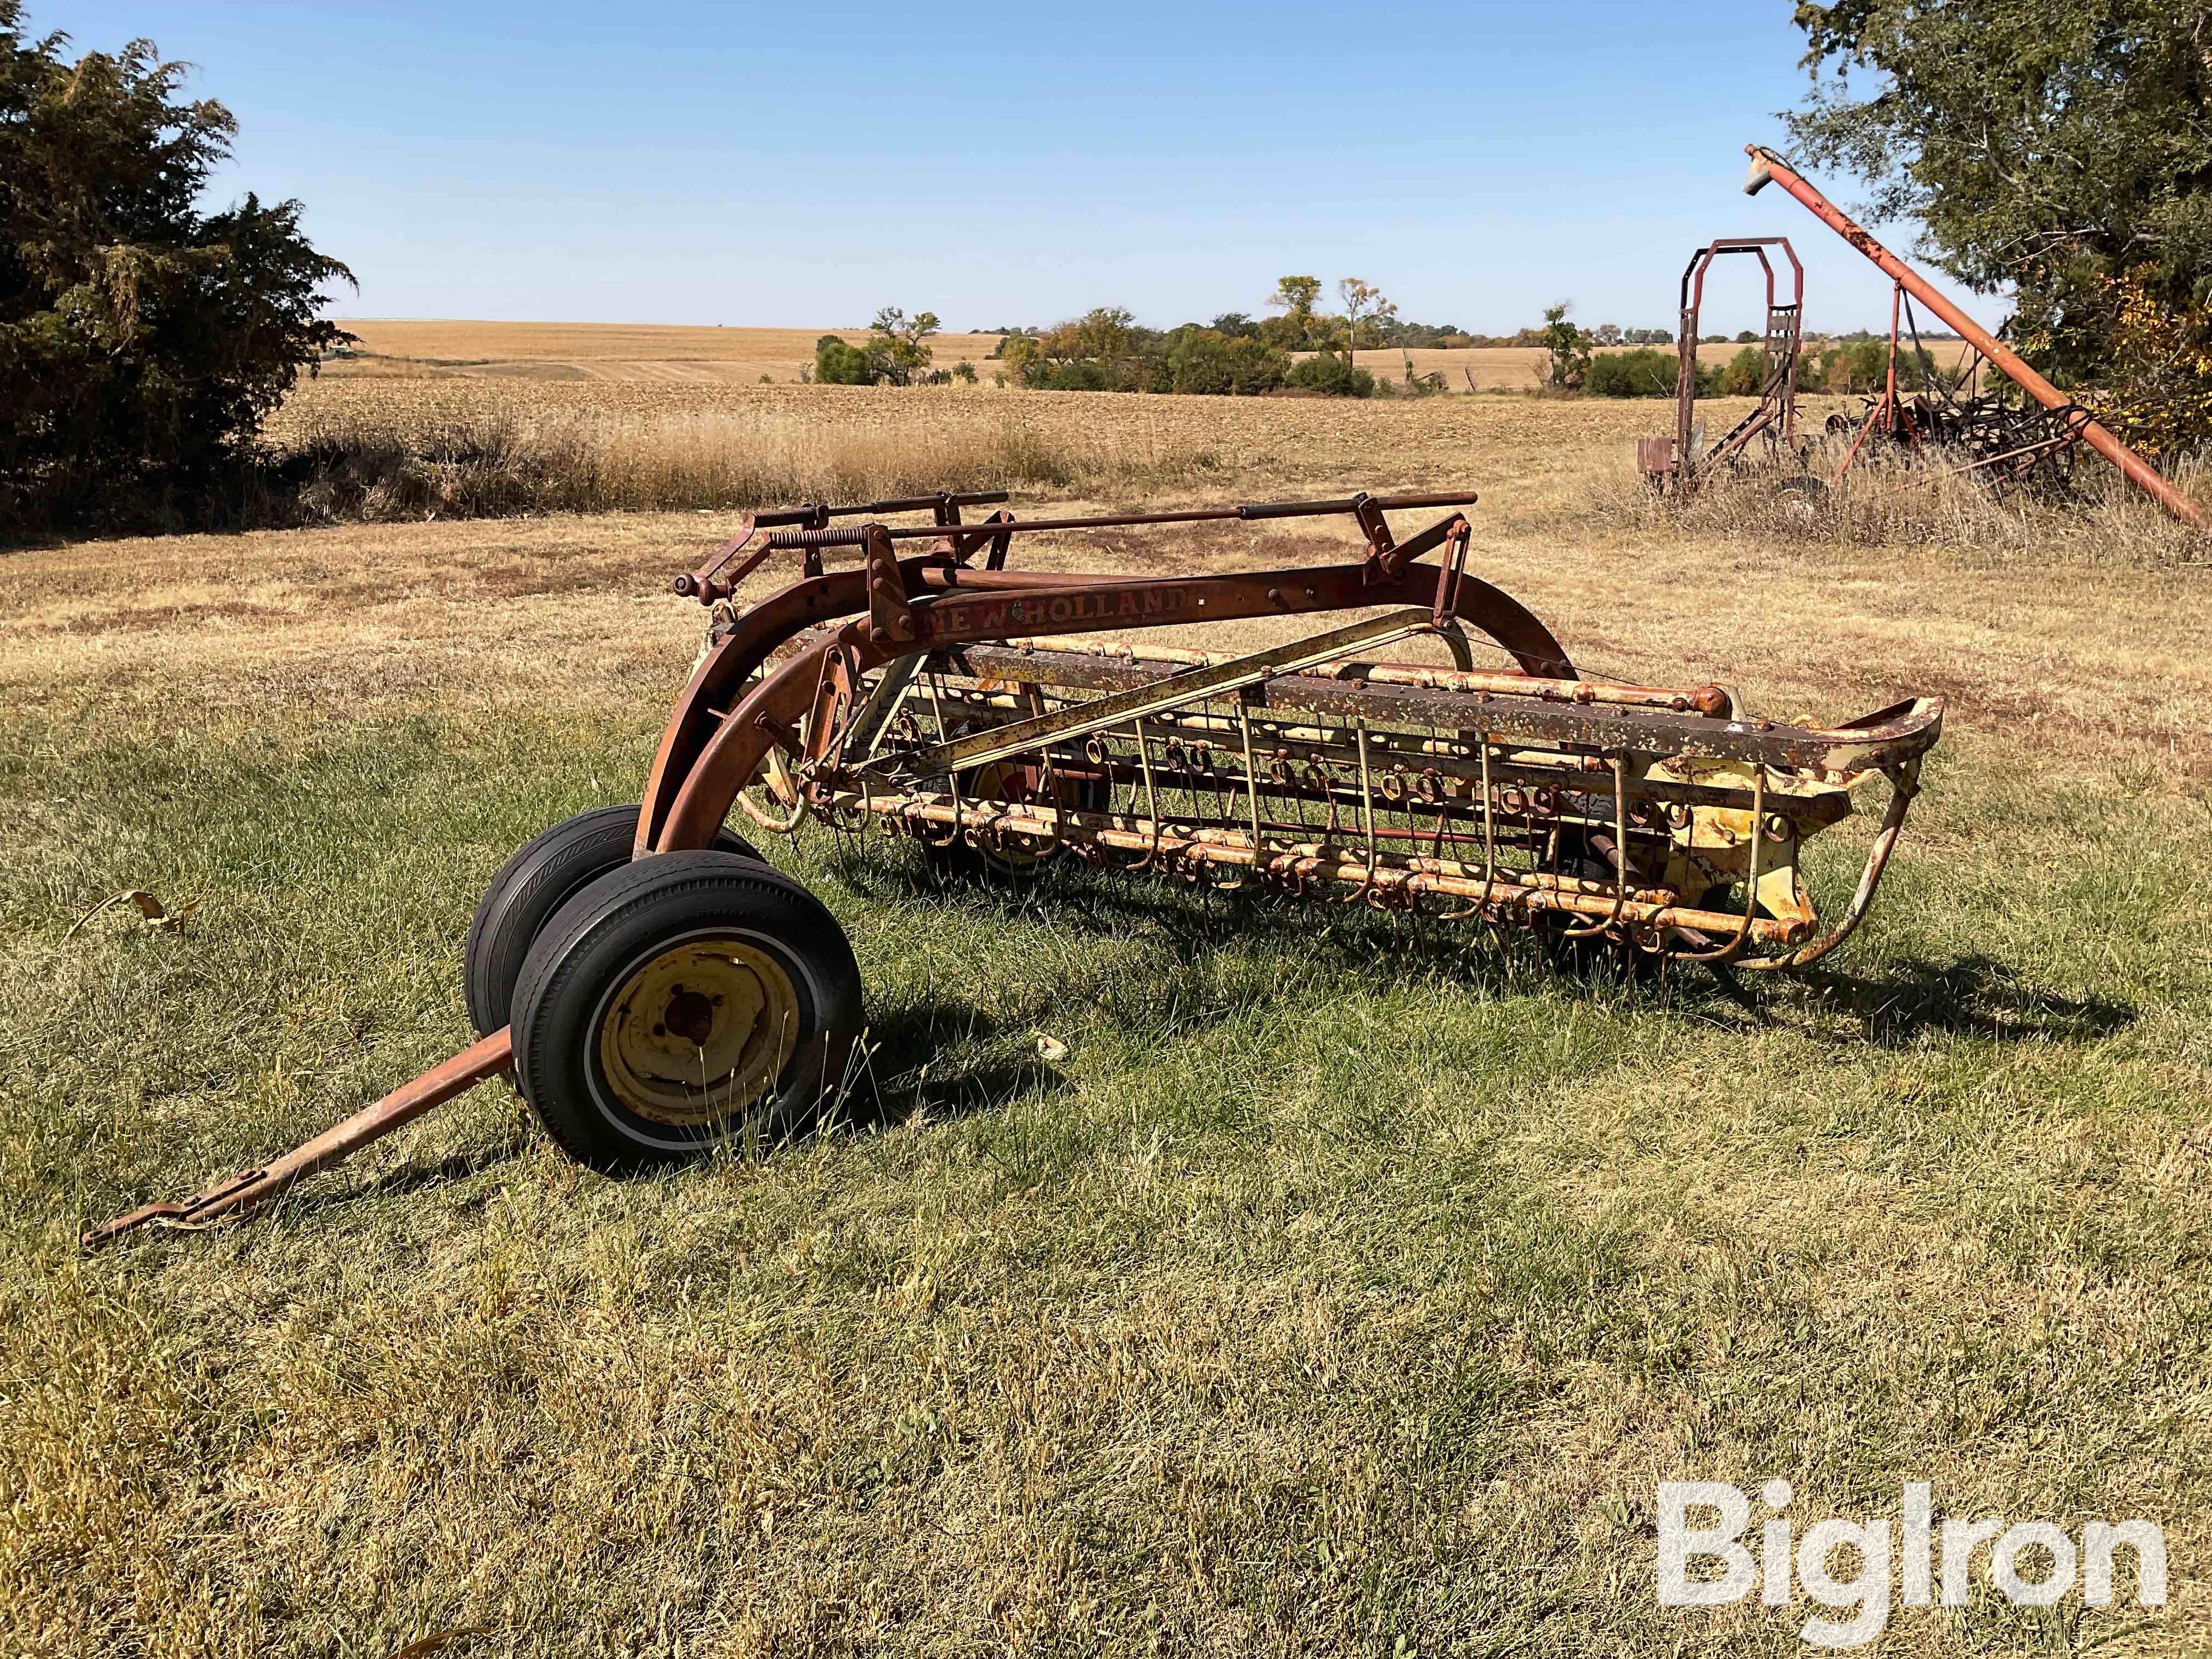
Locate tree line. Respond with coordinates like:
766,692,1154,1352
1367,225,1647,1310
825,276,1720,401
1538,302,1949,399
819,284,1966,403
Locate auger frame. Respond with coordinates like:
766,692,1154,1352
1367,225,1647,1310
1742,146,2205,525
83,486,1942,1249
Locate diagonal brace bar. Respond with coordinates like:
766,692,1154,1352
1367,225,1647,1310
864,608,1441,781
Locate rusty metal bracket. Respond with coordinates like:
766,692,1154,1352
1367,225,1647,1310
1431,518,1471,629
672,491,1015,603
1353,494,1400,583
862,523,917,647
753,709,808,760
945,507,1017,569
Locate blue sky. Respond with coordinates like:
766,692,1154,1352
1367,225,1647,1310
42,1,1943,336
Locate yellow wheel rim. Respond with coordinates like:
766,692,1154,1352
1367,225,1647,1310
595,935,802,1126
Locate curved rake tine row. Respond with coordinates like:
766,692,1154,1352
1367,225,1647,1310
87,484,1942,1248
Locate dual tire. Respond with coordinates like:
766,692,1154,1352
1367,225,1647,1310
466,807,863,1172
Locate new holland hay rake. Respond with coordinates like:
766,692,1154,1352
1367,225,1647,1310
83,487,1942,1246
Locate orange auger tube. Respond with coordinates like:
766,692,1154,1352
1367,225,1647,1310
1745,144,2207,528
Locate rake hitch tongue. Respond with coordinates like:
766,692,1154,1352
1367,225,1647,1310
80,1030,515,1249
86,481,1944,1248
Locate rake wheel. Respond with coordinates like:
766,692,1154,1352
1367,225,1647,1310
510,851,862,1171
464,804,763,1037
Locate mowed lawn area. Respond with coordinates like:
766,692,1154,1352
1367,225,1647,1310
3,387,2209,1656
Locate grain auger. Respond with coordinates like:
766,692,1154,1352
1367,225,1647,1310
83,486,1942,1246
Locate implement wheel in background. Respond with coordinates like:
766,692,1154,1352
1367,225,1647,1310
1771,473,1831,521
510,851,864,1172
464,804,764,1038
923,758,1110,881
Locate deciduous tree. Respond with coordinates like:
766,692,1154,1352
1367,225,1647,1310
1336,278,1396,369
1788,0,2212,448
1538,303,1591,390
1266,275,1323,351
867,307,939,387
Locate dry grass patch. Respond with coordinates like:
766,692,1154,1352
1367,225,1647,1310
1562,437,2211,568
263,377,1751,521
271,401,1209,523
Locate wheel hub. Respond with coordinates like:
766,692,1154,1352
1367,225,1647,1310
596,936,800,1126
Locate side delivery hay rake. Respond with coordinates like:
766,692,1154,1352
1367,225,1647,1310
84,487,1942,1246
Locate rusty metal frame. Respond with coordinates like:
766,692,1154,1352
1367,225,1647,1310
631,493,1577,857
1638,236,1804,489
1744,144,2205,527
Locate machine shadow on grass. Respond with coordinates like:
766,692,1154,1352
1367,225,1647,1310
145,855,2140,1235
838,995,1070,1132
822,840,2142,1051
351,1117,538,1207
1804,952,2138,1047
1688,949,2138,1047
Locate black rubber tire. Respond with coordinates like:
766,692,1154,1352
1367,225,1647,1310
464,804,763,1037
510,851,864,1173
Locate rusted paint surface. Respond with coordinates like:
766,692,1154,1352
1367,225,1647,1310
1745,145,2205,528
1646,235,1805,488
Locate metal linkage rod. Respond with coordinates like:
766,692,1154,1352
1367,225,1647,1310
766,491,1484,551
753,489,1008,529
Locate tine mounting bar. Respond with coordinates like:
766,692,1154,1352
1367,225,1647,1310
864,607,1440,780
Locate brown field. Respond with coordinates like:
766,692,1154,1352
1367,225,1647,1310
331,321,1014,386
328,320,1972,392
6,369,2209,1656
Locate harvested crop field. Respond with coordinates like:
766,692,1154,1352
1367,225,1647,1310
323,320,1965,393
4,373,2209,1657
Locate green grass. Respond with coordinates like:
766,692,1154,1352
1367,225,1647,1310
3,703,2208,1656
